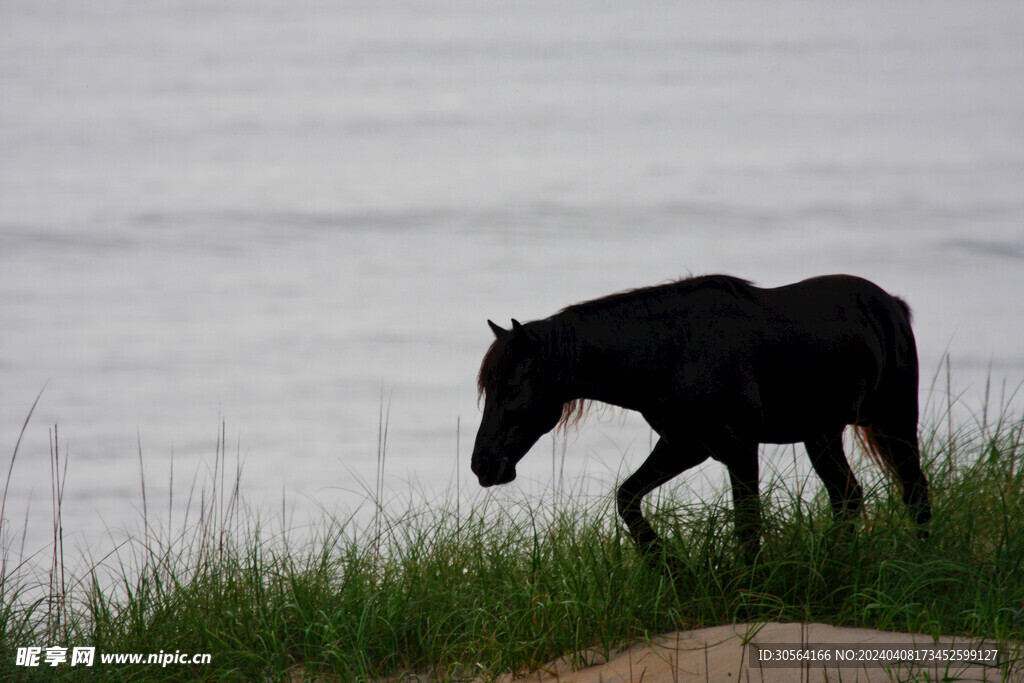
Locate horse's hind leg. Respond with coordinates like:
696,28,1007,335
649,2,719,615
616,437,707,560
874,422,931,531
805,430,863,522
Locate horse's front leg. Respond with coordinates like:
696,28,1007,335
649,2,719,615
724,442,761,565
616,437,708,561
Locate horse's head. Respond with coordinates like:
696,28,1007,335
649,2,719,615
472,319,564,487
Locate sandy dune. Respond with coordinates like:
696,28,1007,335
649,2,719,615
514,622,1018,683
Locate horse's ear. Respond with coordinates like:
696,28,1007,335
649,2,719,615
487,319,508,339
509,319,533,347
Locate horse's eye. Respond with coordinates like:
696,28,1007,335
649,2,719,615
503,381,532,412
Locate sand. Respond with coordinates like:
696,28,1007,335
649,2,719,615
511,622,1018,683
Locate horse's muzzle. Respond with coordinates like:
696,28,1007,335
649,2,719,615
471,456,516,487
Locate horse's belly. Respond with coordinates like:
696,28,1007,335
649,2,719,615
755,379,868,444
754,331,880,443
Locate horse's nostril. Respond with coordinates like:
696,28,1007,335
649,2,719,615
471,456,513,486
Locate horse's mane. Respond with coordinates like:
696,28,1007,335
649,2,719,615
476,335,510,400
478,275,755,432
559,274,755,316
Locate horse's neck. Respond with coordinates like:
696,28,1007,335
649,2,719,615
552,314,647,411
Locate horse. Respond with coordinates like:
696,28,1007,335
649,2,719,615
471,274,930,564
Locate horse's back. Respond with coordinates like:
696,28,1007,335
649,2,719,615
763,275,913,353
767,274,906,316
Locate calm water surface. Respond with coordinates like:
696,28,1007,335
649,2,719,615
2,1,1023,561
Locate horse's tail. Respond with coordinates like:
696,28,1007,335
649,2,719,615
852,424,899,484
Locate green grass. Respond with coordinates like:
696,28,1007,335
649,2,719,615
2,401,1024,681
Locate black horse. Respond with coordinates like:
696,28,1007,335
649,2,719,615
471,274,930,563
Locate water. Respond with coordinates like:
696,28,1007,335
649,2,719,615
2,1,1023,562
